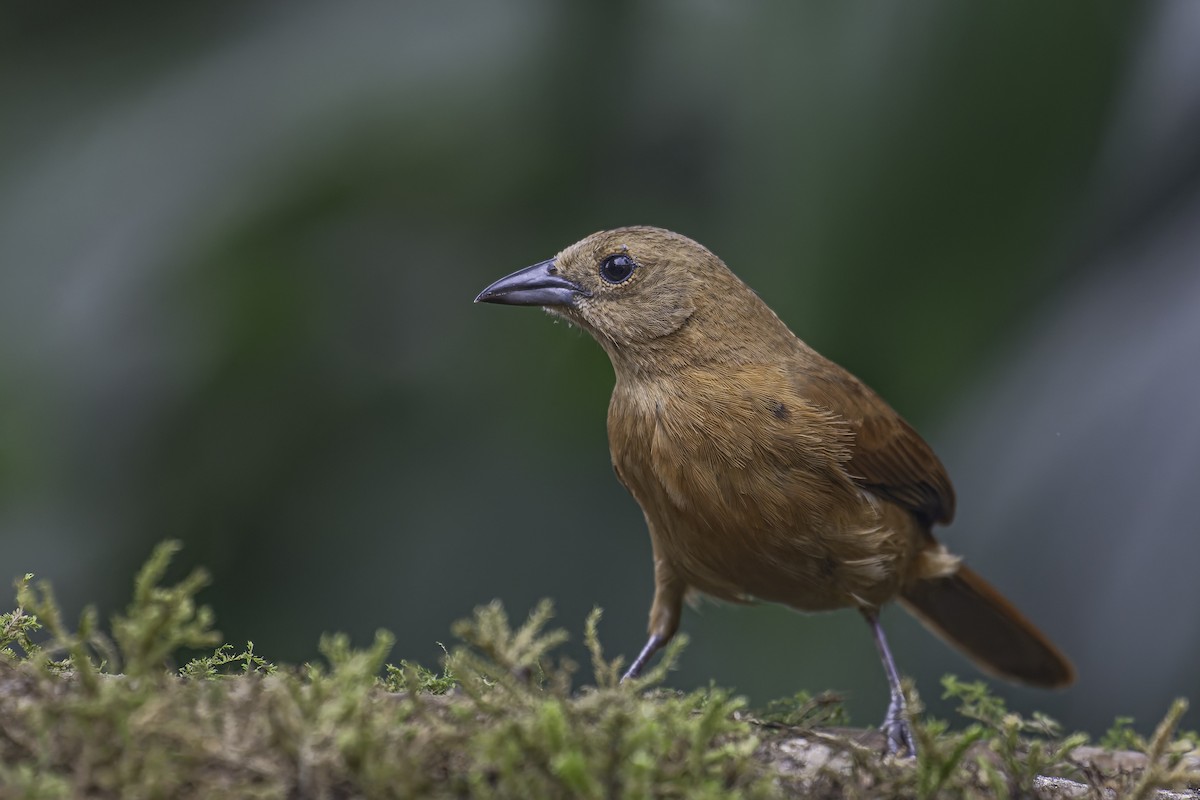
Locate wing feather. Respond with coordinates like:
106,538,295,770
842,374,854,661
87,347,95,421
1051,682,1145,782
795,356,956,525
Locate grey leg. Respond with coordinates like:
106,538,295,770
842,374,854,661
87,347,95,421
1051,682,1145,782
621,633,666,682
863,609,917,757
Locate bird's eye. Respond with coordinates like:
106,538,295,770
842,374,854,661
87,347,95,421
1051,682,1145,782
599,253,636,284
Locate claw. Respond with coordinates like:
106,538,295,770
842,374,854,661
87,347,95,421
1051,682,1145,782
881,693,918,757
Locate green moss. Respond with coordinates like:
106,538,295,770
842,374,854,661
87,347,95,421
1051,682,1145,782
753,689,847,729
0,544,773,799
0,541,1194,799
1101,715,1141,751
0,576,41,657
179,641,276,679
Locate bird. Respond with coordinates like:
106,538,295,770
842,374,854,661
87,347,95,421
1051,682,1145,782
474,226,1074,755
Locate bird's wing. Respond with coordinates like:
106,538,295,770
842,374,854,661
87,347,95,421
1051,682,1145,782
796,358,956,526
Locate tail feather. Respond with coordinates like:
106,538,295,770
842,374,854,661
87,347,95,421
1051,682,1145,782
900,564,1074,688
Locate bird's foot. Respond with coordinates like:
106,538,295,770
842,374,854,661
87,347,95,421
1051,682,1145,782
881,694,917,758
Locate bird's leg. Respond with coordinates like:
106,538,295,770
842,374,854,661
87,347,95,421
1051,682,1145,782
621,633,666,682
863,609,917,757
622,556,684,682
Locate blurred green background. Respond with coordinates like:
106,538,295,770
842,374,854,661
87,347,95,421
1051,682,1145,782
4,1,1199,735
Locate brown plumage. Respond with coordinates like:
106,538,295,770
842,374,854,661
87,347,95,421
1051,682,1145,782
475,226,1073,754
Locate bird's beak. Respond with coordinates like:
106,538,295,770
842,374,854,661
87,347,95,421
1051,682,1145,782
474,259,590,306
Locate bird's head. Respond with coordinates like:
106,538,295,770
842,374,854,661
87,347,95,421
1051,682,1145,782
476,226,782,374
475,226,706,343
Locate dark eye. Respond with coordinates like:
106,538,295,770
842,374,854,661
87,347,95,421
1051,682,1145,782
599,253,636,284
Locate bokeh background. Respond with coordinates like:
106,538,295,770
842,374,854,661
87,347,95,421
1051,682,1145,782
3,1,1198,736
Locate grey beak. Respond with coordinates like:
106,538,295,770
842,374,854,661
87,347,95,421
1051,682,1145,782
474,259,590,306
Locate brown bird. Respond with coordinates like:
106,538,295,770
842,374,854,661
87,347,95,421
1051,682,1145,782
475,226,1073,755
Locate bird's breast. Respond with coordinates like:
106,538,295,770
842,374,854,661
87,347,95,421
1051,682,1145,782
607,370,920,610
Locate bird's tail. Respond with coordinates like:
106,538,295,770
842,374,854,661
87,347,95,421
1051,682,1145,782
900,564,1075,688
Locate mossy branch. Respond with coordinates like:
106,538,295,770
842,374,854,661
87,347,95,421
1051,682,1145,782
0,541,1195,799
